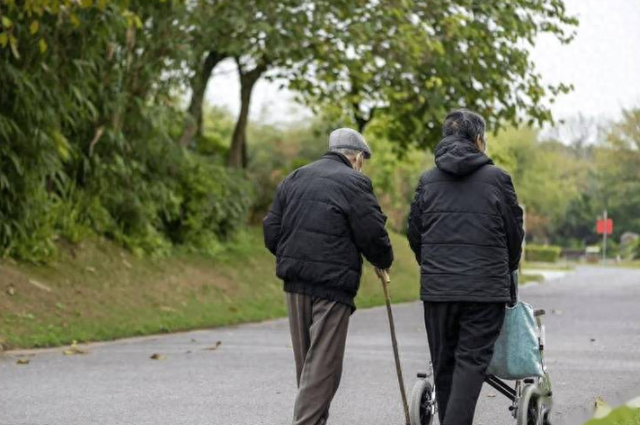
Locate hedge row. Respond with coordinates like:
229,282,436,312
525,244,562,263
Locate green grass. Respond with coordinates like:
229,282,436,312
3,227,555,350
0,228,420,350
520,273,544,284
584,406,640,425
615,261,640,269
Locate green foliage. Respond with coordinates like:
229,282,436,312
540,109,640,248
245,116,328,218
291,0,578,150
593,110,640,238
525,244,562,263
490,126,589,243
243,107,430,232
365,117,432,232
170,154,254,255
0,227,418,349
0,1,253,261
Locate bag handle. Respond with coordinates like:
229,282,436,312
508,270,519,308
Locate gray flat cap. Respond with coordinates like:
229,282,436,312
329,128,372,159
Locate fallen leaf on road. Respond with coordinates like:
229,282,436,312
150,353,165,360
487,393,496,398
159,306,177,313
204,341,222,351
28,279,52,292
16,358,30,365
63,340,88,355
594,396,612,419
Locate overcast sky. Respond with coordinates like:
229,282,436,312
204,0,640,127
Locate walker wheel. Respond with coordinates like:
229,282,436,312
410,379,435,425
538,404,552,425
517,384,543,425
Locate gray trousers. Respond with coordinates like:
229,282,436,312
286,292,351,425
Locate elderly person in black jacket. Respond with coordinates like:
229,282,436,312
264,128,393,425
407,110,524,425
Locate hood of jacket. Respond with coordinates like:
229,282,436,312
434,135,493,176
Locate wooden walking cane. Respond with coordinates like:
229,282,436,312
377,268,411,425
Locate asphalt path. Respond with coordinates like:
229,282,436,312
1,266,639,425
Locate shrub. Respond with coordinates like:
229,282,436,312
525,244,562,263
0,2,254,261
634,240,640,260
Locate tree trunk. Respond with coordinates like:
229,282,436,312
350,78,376,134
353,104,376,134
227,60,268,168
179,51,225,147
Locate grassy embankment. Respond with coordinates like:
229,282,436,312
0,228,422,350
615,261,640,269
1,227,556,350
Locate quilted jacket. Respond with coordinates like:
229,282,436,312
407,135,524,302
264,152,394,309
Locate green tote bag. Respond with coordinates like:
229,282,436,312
487,272,544,380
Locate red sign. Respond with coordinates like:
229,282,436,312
596,219,613,235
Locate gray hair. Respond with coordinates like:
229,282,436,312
329,147,366,159
443,109,486,143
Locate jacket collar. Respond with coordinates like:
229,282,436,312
322,151,354,169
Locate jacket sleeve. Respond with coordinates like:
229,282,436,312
348,177,394,270
407,180,423,264
263,181,286,256
500,173,524,271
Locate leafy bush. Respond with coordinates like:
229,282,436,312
365,117,432,232
167,153,254,256
525,244,562,263
0,2,253,261
634,239,640,260
246,119,326,220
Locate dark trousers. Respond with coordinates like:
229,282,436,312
287,293,351,425
423,302,505,425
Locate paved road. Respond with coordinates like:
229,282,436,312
1,267,639,425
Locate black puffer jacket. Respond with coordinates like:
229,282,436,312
407,135,524,302
264,152,394,308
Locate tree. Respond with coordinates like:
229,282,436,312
290,0,578,151
490,127,586,243
227,59,269,167
593,109,640,238
1,0,255,260
224,0,364,168
181,0,374,167
178,0,241,147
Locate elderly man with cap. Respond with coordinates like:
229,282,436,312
264,128,394,425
